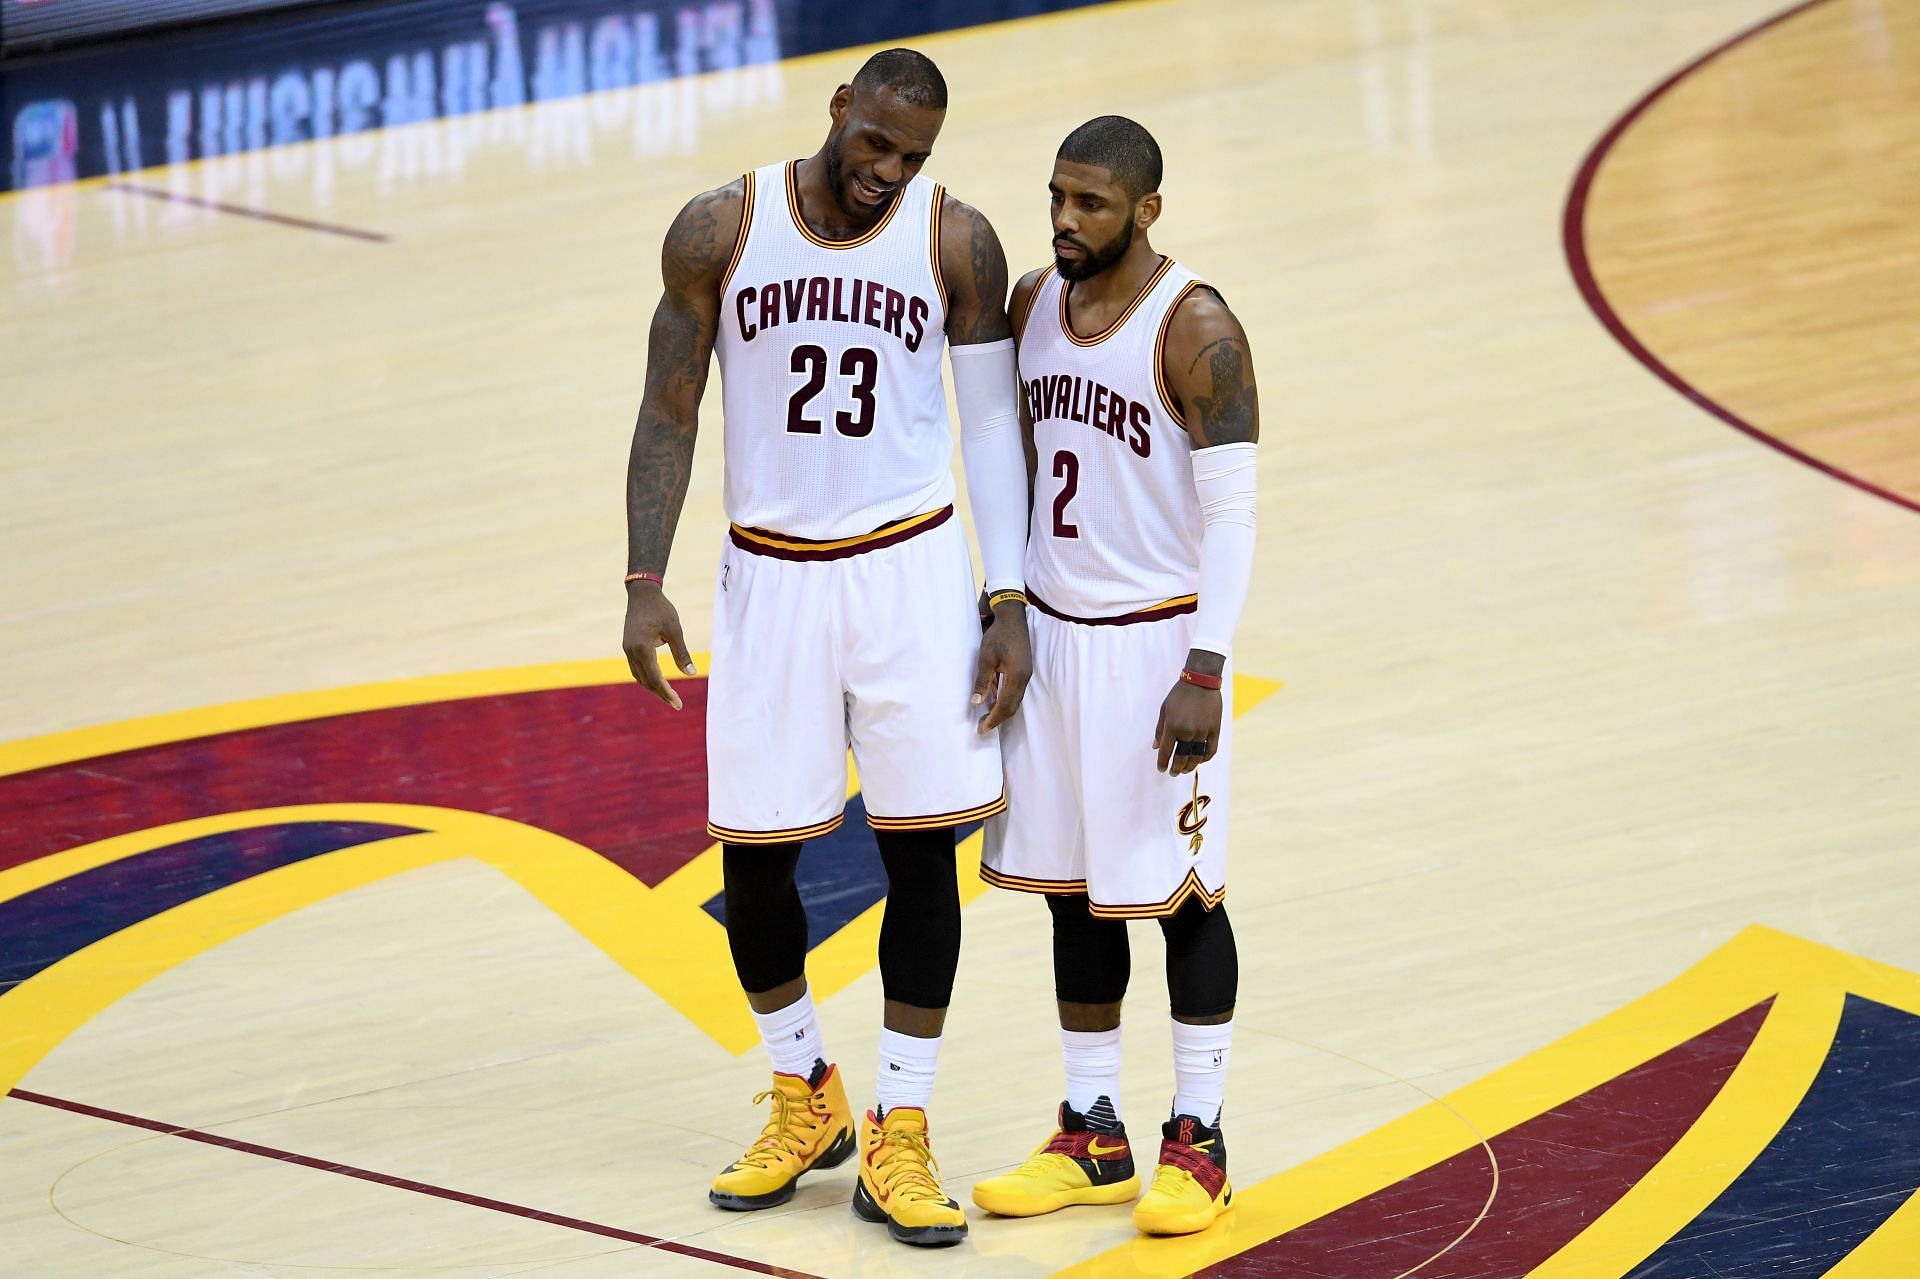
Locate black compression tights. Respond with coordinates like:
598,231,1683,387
721,826,962,1008
1047,893,1239,1020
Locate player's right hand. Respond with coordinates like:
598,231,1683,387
622,581,697,710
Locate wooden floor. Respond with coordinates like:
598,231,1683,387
4,0,1919,1275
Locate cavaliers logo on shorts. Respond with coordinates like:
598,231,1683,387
1177,782,1211,855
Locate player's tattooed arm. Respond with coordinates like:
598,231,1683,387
622,178,743,708
1153,289,1260,770
940,195,1013,345
1160,290,1256,698
1160,287,1260,450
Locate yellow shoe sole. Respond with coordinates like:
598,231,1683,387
972,1174,1141,1217
1132,1179,1233,1236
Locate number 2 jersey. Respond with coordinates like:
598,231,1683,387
713,161,952,540
1017,257,1210,620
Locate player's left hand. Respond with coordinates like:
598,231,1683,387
973,602,1033,733
1154,680,1223,776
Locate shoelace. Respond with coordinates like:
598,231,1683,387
875,1126,946,1202
1148,1161,1192,1197
734,1086,812,1170
1152,1138,1221,1195
1008,1131,1071,1176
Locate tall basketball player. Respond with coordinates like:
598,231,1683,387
974,116,1259,1237
620,51,1032,1247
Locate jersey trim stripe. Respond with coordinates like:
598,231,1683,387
1153,279,1208,427
1085,869,1227,919
1029,590,1198,627
1060,256,1175,347
729,505,953,561
707,813,846,844
718,170,756,293
867,792,1008,831
783,159,906,249
929,184,947,306
1013,264,1056,347
979,864,1090,895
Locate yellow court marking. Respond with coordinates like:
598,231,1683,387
1053,926,1920,1278
1827,1187,1920,1278
0,660,1285,1083
1528,985,1842,1276
0,805,756,1090
0,656,688,779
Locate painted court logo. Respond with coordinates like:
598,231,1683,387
1056,927,1920,1278
0,659,1279,1084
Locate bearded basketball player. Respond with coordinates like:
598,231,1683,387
975,116,1260,1237
620,50,1032,1247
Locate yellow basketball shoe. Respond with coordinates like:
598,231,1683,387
972,1101,1141,1216
709,1061,855,1210
851,1107,968,1246
1132,1114,1234,1236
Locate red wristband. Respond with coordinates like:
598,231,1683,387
1180,668,1224,690
624,572,664,587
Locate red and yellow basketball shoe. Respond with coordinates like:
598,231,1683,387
852,1107,968,1246
1132,1114,1233,1235
971,1101,1141,1216
709,1061,855,1210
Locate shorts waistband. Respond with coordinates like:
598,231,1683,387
1028,590,1198,627
729,505,953,561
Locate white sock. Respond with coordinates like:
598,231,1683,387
750,988,824,1078
1061,1026,1123,1123
1170,1018,1233,1125
875,1028,941,1112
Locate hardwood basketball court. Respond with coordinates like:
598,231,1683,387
3,0,1917,1273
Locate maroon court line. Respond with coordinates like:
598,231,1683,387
106,181,391,243
7,1088,826,1279
1561,0,1920,519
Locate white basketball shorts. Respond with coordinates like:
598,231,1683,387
981,600,1231,918
706,506,1006,843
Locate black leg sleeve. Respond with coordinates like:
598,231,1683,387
720,842,807,995
1160,899,1238,1020
1047,892,1132,1006
875,826,962,1009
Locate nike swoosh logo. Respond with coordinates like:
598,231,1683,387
1087,1138,1128,1158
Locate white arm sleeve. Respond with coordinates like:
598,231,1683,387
950,338,1029,594
1189,442,1258,658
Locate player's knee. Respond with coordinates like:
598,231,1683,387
1049,893,1132,1005
876,826,961,1008
721,844,804,926
875,826,961,919
1161,900,1237,1019
722,842,807,992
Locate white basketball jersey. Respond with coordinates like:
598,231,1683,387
1019,258,1209,618
714,162,952,539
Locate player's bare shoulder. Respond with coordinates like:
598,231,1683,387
661,176,749,296
1009,266,1053,343
1160,284,1258,447
937,191,1012,345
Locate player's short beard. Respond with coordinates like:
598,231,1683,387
1055,212,1135,282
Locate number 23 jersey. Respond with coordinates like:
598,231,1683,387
1018,257,1209,619
713,162,952,541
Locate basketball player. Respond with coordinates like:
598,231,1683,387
973,116,1259,1237
619,50,1031,1247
